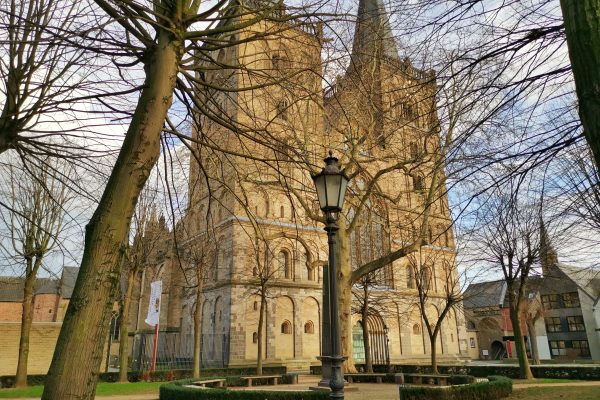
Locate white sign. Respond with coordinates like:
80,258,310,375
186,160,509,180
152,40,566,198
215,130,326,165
145,280,162,327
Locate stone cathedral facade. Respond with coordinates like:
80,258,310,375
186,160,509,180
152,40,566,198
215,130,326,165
136,0,468,371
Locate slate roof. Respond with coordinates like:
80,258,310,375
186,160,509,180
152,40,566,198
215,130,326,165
463,280,507,309
0,267,78,302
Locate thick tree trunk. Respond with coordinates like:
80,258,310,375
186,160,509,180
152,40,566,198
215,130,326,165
560,0,600,171
256,289,266,375
337,220,357,374
192,273,203,379
42,31,180,400
507,286,533,379
118,270,135,383
15,274,35,388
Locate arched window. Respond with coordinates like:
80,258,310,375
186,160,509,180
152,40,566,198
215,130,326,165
281,320,292,334
253,301,258,311
280,205,285,218
413,323,421,335
276,100,288,121
252,332,258,344
428,227,433,244
304,321,314,334
279,250,291,279
253,266,258,277
109,311,120,342
406,266,415,289
467,320,476,330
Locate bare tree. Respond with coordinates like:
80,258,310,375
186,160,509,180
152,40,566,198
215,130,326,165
472,184,541,380
0,160,71,387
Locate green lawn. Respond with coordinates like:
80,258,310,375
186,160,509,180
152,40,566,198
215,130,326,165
510,386,600,400
0,381,164,398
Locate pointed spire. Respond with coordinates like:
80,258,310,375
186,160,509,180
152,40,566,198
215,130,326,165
350,0,400,68
539,218,558,276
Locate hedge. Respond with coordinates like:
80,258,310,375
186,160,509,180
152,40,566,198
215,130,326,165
159,379,329,400
312,364,600,380
399,376,512,400
0,367,288,388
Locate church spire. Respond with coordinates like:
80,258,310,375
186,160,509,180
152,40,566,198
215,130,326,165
539,218,558,276
350,0,400,68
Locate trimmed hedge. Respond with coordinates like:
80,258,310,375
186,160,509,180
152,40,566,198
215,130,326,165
0,367,288,388
312,364,600,380
159,379,329,400
399,376,512,400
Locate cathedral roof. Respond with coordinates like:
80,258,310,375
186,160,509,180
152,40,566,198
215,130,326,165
349,0,400,68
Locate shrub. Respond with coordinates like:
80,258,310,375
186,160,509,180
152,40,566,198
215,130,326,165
160,379,329,400
399,375,512,400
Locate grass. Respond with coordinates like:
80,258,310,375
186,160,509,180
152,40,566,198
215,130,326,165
509,386,600,400
0,381,164,398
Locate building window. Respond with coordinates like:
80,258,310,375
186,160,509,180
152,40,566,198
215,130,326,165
451,333,454,342
467,320,476,330
413,174,425,191
567,315,585,332
563,292,580,308
549,340,567,356
272,54,281,69
253,301,258,311
281,320,292,334
252,332,258,344
276,100,288,121
280,205,285,218
279,250,291,279
410,142,419,159
109,312,120,342
412,324,421,335
542,294,560,309
406,266,415,289
469,337,476,348
572,340,590,357
304,321,314,334
545,317,562,333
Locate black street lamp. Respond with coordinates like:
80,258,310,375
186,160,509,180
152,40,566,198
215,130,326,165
383,324,391,372
312,152,349,400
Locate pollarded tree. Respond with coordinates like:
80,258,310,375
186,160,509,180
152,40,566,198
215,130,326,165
0,160,72,387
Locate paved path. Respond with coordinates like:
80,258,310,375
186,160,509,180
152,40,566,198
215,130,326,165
513,381,600,389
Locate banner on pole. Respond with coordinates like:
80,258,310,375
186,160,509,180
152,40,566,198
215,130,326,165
145,280,162,327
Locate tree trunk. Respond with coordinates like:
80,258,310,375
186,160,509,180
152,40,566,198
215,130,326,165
42,30,181,400
560,0,600,171
430,331,438,374
507,285,533,379
192,272,203,379
15,272,35,388
361,307,372,373
118,270,136,383
337,220,357,373
256,288,266,375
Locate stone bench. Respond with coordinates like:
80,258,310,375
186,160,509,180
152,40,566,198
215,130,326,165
345,373,387,383
192,378,226,388
240,375,280,387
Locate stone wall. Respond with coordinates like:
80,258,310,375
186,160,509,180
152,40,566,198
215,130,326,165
0,322,61,375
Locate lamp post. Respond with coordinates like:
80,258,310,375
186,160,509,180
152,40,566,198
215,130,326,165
383,324,391,372
312,152,349,400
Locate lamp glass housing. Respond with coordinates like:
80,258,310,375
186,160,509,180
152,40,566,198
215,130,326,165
312,155,349,213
